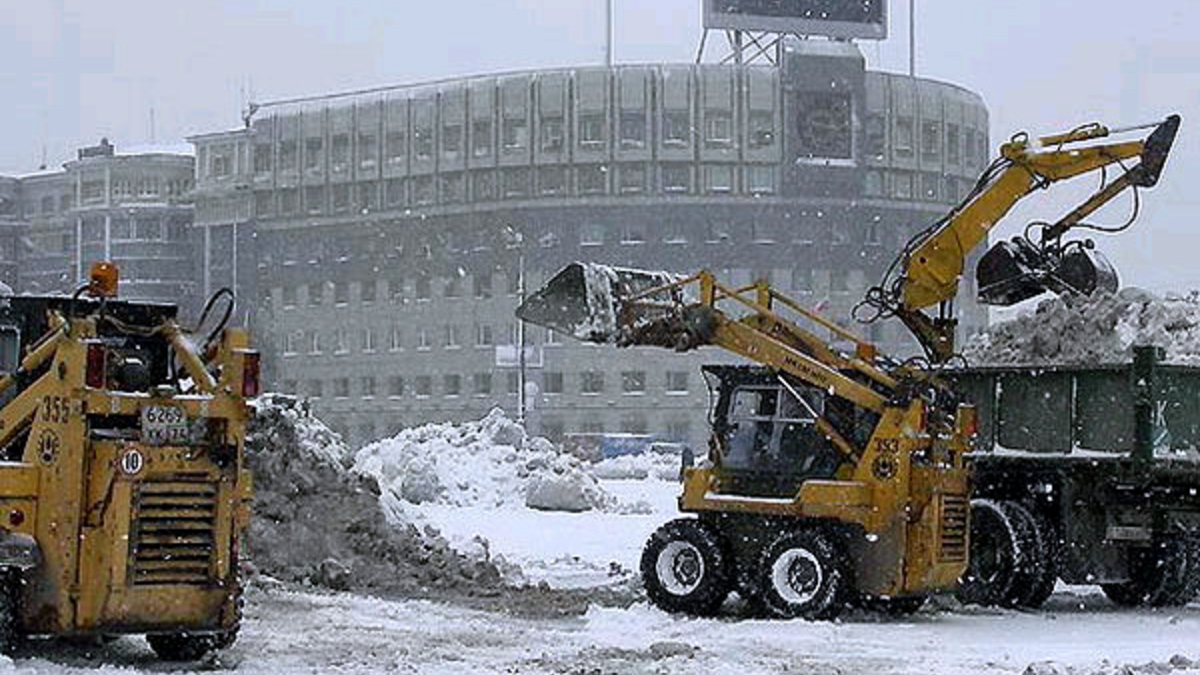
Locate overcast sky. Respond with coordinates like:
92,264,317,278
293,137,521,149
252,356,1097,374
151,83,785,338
3,0,1199,290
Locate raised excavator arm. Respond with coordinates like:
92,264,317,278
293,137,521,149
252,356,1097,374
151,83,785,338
865,114,1180,363
517,262,959,460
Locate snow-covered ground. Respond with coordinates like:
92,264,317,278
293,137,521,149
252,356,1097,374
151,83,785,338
7,477,1200,675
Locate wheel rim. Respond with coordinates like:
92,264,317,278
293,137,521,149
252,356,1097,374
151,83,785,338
657,540,705,596
771,548,823,606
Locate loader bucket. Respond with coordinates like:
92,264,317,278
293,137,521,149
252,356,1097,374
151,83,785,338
516,262,682,344
976,238,1118,306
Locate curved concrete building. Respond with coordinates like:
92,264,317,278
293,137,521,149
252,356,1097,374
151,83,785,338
190,42,989,448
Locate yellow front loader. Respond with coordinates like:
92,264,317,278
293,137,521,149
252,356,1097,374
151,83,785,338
0,264,256,659
518,264,973,618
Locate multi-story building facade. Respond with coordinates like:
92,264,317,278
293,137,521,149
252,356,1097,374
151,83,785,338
1,139,197,305
190,42,990,449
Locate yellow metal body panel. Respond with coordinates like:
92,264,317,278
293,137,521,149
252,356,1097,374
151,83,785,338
0,310,253,639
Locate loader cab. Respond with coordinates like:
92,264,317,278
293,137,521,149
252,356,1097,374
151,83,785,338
704,365,844,497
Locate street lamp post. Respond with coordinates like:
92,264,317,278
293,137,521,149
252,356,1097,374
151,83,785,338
504,226,527,426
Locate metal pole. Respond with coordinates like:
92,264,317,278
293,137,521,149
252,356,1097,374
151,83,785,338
605,0,614,67
909,0,916,77
517,244,526,426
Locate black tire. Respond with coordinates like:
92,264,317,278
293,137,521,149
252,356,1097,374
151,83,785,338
1101,539,1190,608
640,518,731,616
0,569,19,657
757,529,848,620
1020,506,1059,609
956,499,1017,607
146,633,220,661
999,501,1056,609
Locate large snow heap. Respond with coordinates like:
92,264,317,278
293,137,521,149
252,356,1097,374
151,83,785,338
963,288,1200,366
245,395,503,594
353,408,615,512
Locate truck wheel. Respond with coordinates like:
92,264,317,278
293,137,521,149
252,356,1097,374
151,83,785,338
1101,539,1189,608
640,518,731,616
758,529,847,620
146,633,218,661
998,501,1055,609
956,500,1017,607
0,569,19,656
1019,506,1059,609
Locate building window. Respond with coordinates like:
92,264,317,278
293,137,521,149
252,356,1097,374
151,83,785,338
361,376,377,398
473,373,492,396
543,371,563,394
415,275,431,300
414,127,433,159
705,165,734,193
796,92,852,160
444,275,461,298
580,223,604,246
476,323,494,347
663,111,690,147
620,222,644,245
662,164,691,194
705,111,733,147
746,166,775,195
357,182,378,212
360,280,376,305
333,328,349,354
580,370,605,394
665,371,688,394
303,186,323,215
333,184,351,212
282,286,297,308
617,164,645,194
334,282,349,306
361,327,376,352
388,376,404,397
442,124,463,158
619,112,646,148
254,191,273,217
946,123,961,165
444,324,461,349
502,117,528,150
412,176,434,205
253,144,273,174
441,173,465,204
750,220,775,243
385,178,405,207
308,379,324,398
748,110,775,149
540,116,564,152
283,330,300,355
358,132,378,168
415,375,432,398
505,371,519,394
389,324,403,351
922,121,941,162
308,282,324,306
280,140,298,170
443,374,461,397
386,131,406,164
864,170,884,197
865,114,886,161
894,117,915,158
892,171,914,199
621,370,646,394
306,330,322,355
578,165,607,194
538,167,565,195
331,133,350,170
502,168,530,198
417,328,431,351
472,171,497,201
922,173,940,201
305,137,324,171
579,114,605,148
472,120,492,157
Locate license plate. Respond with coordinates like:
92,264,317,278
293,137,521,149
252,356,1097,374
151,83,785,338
141,405,189,446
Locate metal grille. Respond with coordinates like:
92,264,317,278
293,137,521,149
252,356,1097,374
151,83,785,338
939,494,969,562
130,480,217,585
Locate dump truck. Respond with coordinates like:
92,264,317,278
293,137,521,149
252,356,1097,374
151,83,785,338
951,346,1200,608
519,263,975,618
0,263,257,659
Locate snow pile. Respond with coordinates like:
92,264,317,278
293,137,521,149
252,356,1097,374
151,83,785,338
592,452,683,481
353,408,615,513
963,288,1200,366
245,395,504,594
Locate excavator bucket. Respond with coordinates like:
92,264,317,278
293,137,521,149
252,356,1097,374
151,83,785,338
976,238,1118,306
516,262,683,344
